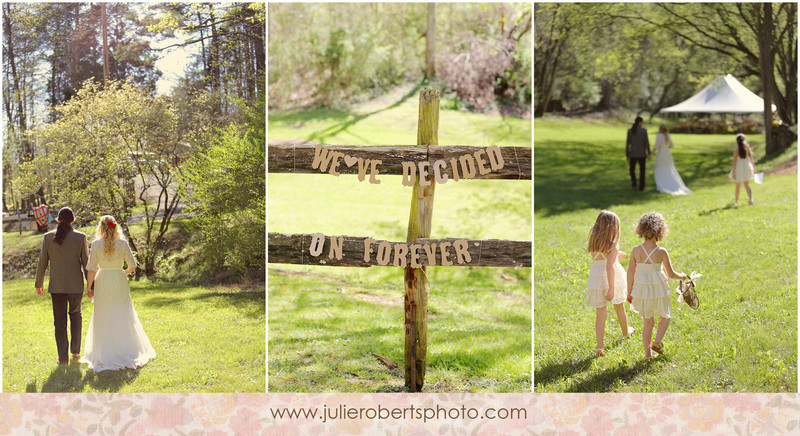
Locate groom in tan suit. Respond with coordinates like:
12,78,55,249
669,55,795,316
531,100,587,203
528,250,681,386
34,207,89,364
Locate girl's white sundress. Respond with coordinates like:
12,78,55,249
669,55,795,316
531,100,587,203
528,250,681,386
630,245,672,319
79,238,156,372
586,252,627,308
729,153,755,182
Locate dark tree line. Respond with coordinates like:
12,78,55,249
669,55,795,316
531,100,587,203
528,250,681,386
4,3,266,281
151,3,265,111
3,3,162,211
535,3,797,153
269,3,531,110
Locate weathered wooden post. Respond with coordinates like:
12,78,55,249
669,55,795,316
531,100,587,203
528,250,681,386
404,88,438,392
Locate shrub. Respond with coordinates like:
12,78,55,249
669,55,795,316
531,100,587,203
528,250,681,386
184,98,265,282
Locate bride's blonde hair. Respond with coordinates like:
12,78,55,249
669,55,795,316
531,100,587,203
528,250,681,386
95,215,122,254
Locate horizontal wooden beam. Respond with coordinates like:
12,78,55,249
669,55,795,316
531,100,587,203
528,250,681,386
267,142,531,180
268,232,531,268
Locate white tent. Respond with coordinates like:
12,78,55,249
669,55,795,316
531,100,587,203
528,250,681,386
660,74,775,113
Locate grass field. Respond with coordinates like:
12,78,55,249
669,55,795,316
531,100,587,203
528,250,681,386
3,223,265,393
534,116,797,393
268,84,532,392
3,279,265,393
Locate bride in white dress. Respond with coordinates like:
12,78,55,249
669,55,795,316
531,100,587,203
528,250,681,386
79,215,155,372
652,124,692,195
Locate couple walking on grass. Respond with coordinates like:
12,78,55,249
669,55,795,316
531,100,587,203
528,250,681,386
627,117,759,203
34,207,155,372
626,116,692,195
585,210,688,360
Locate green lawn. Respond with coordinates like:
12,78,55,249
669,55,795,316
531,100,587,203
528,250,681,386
4,279,265,392
268,84,532,392
534,116,797,392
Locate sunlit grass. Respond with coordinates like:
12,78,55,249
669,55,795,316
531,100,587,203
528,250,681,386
534,116,797,392
268,88,531,392
3,279,265,393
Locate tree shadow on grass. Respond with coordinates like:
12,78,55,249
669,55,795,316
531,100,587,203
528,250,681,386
30,360,141,393
192,291,265,319
534,139,736,217
139,287,265,319
754,141,797,167
269,293,530,392
270,82,423,144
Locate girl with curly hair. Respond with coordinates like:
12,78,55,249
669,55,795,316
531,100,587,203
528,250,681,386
585,210,635,357
627,212,688,360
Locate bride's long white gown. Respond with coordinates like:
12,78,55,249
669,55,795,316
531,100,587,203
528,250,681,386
79,238,155,372
653,132,692,195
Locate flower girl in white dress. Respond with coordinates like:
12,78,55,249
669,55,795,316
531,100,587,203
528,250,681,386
585,210,635,357
627,212,687,360
80,215,155,372
730,133,756,204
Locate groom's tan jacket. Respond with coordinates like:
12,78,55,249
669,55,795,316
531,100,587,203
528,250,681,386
34,230,89,294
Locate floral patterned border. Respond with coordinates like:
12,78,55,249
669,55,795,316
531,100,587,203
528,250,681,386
1,393,798,434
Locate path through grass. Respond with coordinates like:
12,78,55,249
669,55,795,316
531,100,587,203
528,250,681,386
534,116,797,392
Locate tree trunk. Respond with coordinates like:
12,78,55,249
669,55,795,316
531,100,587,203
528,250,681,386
594,81,615,112
538,40,563,116
773,3,796,125
249,5,265,84
208,4,223,114
425,3,435,78
2,164,10,212
209,5,221,96
101,3,109,88
144,254,156,277
197,11,207,74
650,68,681,116
3,4,31,162
534,5,568,117
760,3,776,154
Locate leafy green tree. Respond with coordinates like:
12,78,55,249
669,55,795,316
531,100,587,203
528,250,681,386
3,2,50,210
650,3,796,152
534,3,796,154
534,3,737,116
3,2,164,212
183,93,265,282
268,3,530,110
40,3,162,104
18,80,189,277
148,2,265,112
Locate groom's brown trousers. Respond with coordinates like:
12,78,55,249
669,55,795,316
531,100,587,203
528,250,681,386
629,157,646,191
51,293,83,361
